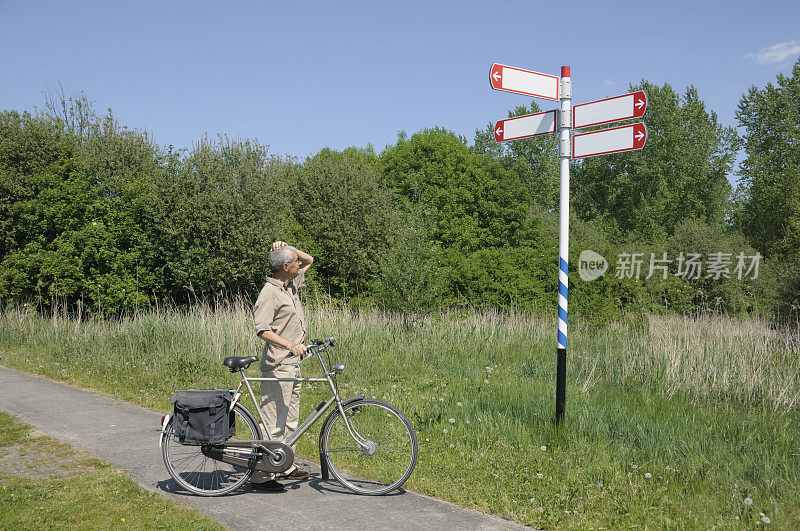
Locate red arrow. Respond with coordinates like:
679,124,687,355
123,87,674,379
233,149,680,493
494,125,504,142
632,90,647,118
490,65,503,89
633,123,647,148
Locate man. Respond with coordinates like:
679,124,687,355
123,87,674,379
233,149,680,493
250,240,314,491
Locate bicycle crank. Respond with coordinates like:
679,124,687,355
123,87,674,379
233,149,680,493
201,440,294,473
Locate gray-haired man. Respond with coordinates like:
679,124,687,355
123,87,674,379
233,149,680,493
251,241,314,491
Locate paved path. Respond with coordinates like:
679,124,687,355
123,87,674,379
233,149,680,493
0,366,525,530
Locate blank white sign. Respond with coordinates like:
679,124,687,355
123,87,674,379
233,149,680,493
573,125,633,158
573,94,633,129
504,112,556,139
501,66,559,101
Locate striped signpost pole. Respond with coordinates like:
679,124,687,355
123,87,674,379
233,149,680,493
555,66,571,424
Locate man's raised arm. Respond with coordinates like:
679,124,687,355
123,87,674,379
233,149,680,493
294,247,313,274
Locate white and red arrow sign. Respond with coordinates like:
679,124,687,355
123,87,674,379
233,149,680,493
572,91,647,129
572,123,647,159
494,110,557,142
490,63,559,101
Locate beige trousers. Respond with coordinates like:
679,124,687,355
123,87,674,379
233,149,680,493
251,364,301,482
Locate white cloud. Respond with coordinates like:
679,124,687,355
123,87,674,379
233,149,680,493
744,40,800,64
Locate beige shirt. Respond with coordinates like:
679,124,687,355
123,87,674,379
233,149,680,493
253,270,306,371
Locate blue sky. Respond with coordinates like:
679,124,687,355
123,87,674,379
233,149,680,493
1,1,799,170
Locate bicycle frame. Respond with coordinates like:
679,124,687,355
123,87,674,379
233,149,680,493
230,339,368,452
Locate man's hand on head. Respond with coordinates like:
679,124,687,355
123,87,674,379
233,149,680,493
272,241,297,252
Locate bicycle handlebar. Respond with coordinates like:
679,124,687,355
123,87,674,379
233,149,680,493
302,337,335,359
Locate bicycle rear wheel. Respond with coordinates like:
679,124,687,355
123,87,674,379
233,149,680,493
320,398,418,495
162,403,261,496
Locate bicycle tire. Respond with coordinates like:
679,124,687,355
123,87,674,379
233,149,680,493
162,402,261,496
320,398,418,495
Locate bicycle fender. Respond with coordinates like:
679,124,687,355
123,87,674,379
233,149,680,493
342,394,366,406
158,413,173,449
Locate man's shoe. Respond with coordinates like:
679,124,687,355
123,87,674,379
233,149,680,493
251,480,285,491
280,468,310,480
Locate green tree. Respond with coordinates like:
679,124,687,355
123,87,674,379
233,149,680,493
0,100,158,312
372,205,445,312
571,81,738,241
662,220,776,314
290,146,398,301
144,136,295,304
0,110,67,267
381,127,530,253
735,58,800,313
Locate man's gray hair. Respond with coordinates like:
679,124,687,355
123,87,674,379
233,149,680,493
269,246,295,274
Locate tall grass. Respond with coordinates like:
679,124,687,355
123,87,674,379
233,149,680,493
574,315,800,413
1,302,798,528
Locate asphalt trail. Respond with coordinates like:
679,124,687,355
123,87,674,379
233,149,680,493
0,365,525,530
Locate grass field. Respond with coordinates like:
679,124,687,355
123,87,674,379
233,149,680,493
0,410,224,530
0,301,798,528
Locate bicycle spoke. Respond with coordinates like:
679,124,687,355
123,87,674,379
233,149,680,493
212,461,220,491
325,446,362,453
170,451,204,468
372,454,408,469
378,449,411,459
173,453,204,473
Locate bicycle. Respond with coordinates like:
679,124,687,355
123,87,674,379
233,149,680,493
159,337,418,496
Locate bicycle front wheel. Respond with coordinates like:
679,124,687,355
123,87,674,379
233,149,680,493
321,398,418,495
162,403,261,496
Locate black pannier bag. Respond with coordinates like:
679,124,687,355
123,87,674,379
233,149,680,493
170,389,235,445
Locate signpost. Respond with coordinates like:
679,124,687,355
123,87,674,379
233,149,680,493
572,123,647,159
494,110,557,142
488,63,647,425
490,63,560,101
555,67,571,425
572,91,647,129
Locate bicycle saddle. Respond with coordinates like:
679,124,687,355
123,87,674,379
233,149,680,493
223,356,259,370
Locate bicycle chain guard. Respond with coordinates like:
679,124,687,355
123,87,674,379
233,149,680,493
201,440,294,473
